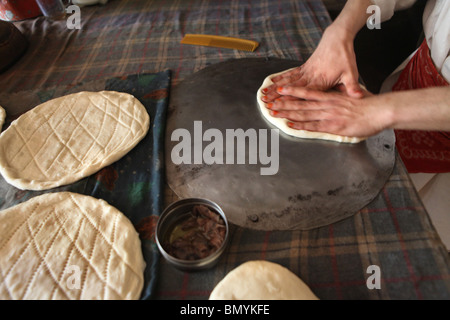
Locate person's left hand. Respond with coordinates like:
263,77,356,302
267,85,389,138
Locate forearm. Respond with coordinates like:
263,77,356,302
329,0,373,40
380,87,450,131
271,86,450,138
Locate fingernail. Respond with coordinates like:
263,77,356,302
287,121,294,128
261,88,269,94
270,110,278,116
276,86,285,93
267,102,273,109
262,95,268,101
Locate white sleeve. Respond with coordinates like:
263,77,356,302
370,0,418,22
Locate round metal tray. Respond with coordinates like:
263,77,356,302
166,58,395,230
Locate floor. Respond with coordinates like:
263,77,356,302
324,1,450,251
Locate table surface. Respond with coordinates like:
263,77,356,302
1,0,449,300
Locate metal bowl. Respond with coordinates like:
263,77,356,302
155,198,229,272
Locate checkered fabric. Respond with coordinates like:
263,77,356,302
160,158,450,300
0,0,449,300
1,0,328,92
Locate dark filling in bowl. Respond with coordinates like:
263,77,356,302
163,204,226,260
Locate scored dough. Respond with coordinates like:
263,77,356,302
0,91,150,190
0,192,146,300
209,260,318,300
256,68,364,143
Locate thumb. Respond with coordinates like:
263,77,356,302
344,80,365,98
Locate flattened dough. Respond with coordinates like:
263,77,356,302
0,105,5,130
0,91,150,190
256,68,364,143
0,192,145,300
209,260,318,300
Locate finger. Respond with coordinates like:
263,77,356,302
287,121,333,133
287,119,369,138
277,86,337,101
341,75,364,99
261,76,303,101
261,74,298,97
276,95,299,102
261,83,277,95
261,90,282,103
286,120,346,136
271,66,302,83
261,77,309,103
269,109,331,122
287,120,324,132
267,99,322,111
334,84,347,94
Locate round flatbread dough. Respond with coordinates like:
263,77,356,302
0,105,5,130
209,260,318,300
256,68,364,143
0,91,150,190
0,192,145,300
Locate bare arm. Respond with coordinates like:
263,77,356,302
269,86,450,137
262,0,373,101
384,87,450,131
331,0,373,37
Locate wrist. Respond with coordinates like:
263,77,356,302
383,87,450,131
329,20,358,41
366,94,396,132
329,0,372,39
322,23,355,47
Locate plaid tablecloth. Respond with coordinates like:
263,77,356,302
0,0,449,300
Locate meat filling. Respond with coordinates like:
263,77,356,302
164,205,226,260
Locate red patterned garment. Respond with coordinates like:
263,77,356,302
392,39,450,173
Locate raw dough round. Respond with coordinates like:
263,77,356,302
0,91,150,190
0,105,5,130
209,260,318,300
256,68,364,143
0,192,145,300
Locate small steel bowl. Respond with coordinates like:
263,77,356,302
155,198,229,272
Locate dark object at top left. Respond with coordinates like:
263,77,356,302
0,20,28,73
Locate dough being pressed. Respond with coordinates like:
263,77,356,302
0,192,145,300
256,68,364,143
0,91,150,190
209,260,318,300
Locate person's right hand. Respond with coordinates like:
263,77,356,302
261,25,364,103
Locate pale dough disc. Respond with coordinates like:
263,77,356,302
0,192,145,300
0,105,5,130
256,68,364,143
209,260,318,300
0,91,150,190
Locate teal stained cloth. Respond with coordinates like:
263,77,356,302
0,71,171,299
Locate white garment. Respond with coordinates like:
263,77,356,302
371,0,450,251
409,173,450,251
372,0,450,83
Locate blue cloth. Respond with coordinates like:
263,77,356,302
71,72,171,299
0,71,171,299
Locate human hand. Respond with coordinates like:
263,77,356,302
261,25,364,103
267,86,389,138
